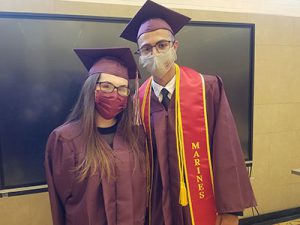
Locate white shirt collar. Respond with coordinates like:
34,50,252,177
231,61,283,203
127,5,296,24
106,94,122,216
151,75,176,102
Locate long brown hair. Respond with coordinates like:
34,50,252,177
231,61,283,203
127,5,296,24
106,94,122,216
66,73,143,181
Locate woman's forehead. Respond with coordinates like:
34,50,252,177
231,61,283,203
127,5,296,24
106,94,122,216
98,73,128,85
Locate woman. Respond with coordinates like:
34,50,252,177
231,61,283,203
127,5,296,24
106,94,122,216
45,48,147,225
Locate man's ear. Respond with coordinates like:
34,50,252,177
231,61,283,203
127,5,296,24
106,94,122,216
173,40,179,50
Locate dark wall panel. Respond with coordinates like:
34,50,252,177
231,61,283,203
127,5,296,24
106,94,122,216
0,13,254,189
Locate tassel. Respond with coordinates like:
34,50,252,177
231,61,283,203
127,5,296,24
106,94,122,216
179,181,188,206
133,70,142,126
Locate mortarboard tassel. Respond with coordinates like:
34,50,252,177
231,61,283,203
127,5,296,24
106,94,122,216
133,70,142,126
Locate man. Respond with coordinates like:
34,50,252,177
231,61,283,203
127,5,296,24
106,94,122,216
120,1,257,225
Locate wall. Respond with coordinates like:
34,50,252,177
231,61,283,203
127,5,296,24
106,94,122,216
0,0,300,224
0,192,52,225
1,0,300,17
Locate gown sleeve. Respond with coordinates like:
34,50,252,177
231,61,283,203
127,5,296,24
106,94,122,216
205,75,257,214
45,130,75,225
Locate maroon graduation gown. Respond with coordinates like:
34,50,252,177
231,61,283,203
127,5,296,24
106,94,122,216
146,74,256,225
45,122,147,225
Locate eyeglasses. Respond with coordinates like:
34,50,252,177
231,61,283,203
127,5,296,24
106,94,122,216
96,82,130,97
135,40,175,56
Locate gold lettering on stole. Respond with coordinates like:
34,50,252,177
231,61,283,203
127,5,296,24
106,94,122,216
192,142,200,150
192,142,205,199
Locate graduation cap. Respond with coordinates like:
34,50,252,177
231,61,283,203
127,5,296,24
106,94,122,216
74,47,139,80
120,0,191,43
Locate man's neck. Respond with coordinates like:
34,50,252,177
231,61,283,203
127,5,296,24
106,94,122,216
153,64,176,87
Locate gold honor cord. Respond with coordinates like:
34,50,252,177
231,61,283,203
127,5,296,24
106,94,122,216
175,64,189,207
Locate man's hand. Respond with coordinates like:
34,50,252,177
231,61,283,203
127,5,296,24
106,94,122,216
215,214,239,225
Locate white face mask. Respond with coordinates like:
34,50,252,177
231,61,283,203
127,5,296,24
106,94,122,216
139,47,177,79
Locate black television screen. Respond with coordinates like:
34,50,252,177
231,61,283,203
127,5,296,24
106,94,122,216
0,13,254,190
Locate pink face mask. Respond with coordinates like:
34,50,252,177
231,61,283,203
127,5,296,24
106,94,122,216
95,90,128,120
